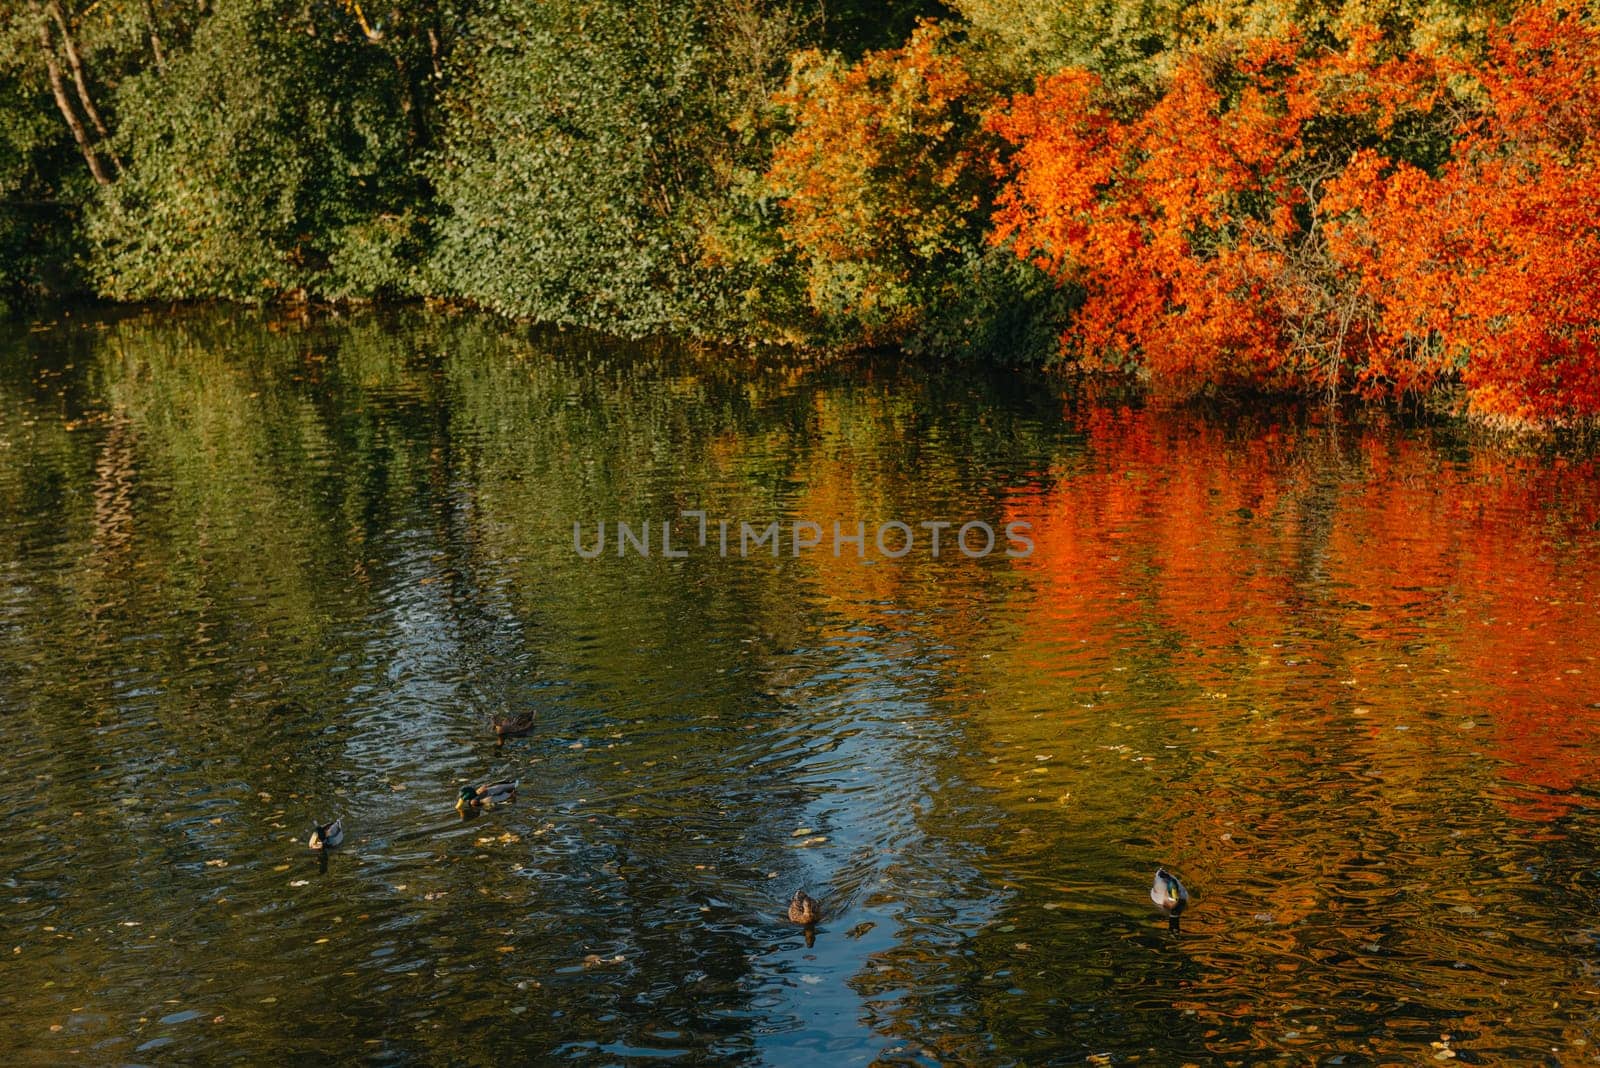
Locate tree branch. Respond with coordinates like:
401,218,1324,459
46,0,122,173
32,3,112,185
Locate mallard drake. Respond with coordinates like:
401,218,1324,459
1151,867,1189,931
492,709,536,744
456,780,518,815
788,890,821,927
308,818,344,851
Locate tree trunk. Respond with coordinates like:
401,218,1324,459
350,0,383,41
47,0,122,173
427,26,444,81
33,5,111,185
144,0,167,71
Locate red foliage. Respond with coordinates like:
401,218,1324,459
989,3,1600,427
1326,3,1600,428
989,33,1440,395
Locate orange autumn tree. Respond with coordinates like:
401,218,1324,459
988,31,1445,398
765,22,999,347
1326,2,1600,428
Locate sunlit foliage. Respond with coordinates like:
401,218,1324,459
989,2,1600,424
2,0,1600,425
767,24,991,345
989,30,1448,395
764,22,1072,359
1326,2,1600,427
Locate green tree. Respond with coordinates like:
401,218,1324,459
83,0,440,301
429,0,811,336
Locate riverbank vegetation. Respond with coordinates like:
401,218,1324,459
2,0,1597,428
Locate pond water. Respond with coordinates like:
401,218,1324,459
2,307,1599,1064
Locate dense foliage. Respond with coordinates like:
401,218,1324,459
2,0,1599,425
990,2,1600,426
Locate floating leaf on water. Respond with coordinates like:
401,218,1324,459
205,860,228,868
289,880,309,888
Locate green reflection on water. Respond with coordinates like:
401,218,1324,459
2,307,1598,1063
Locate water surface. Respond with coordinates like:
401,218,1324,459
2,307,1599,1064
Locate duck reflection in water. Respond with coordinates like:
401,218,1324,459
1151,867,1190,933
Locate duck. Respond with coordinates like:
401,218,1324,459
492,708,536,744
308,818,344,852
788,889,822,927
456,780,518,815
1150,867,1189,931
